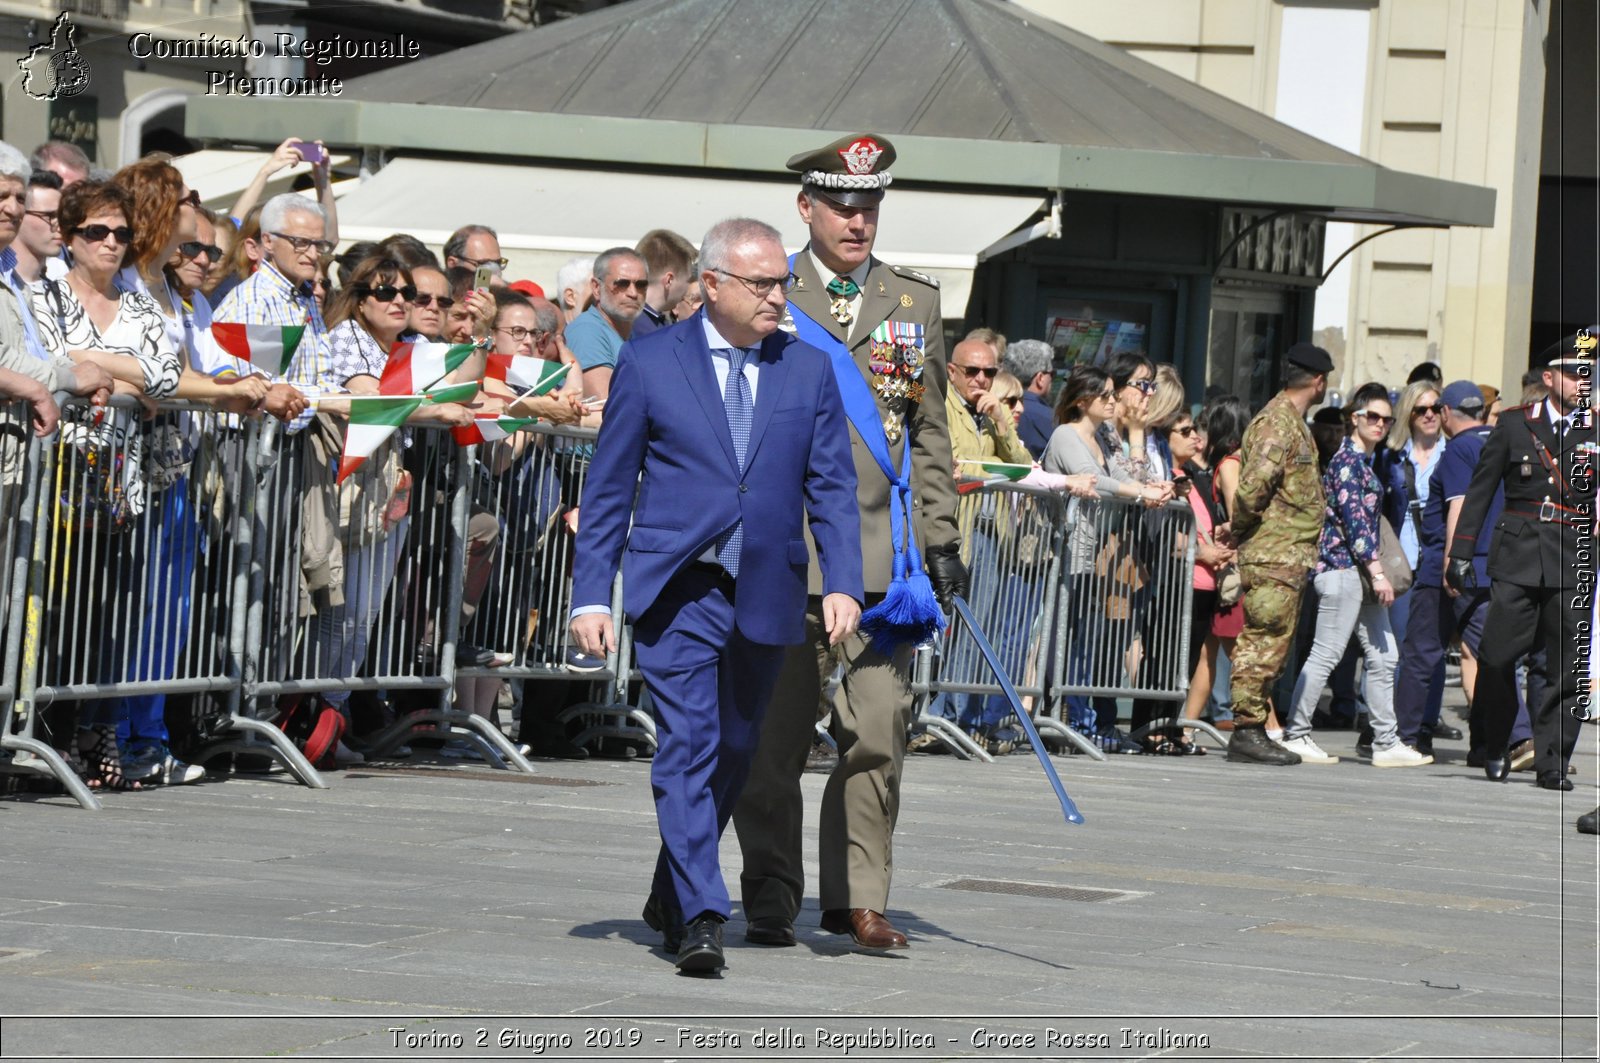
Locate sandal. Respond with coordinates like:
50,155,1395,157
77,726,141,791
1172,736,1207,756
1140,736,1176,756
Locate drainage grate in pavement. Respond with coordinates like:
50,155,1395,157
346,767,609,786
938,878,1139,903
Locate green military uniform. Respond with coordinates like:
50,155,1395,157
733,133,961,939
1229,390,1326,728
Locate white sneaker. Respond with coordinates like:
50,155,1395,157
1266,727,1284,742
1372,743,1433,768
154,753,206,786
1278,734,1340,764
334,740,365,766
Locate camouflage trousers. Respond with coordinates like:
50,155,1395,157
1230,564,1309,728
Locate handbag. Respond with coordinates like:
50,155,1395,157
1334,503,1413,601
1197,524,1242,606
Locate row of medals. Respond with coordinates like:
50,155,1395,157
829,292,924,445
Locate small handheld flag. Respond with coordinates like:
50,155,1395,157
210,322,305,376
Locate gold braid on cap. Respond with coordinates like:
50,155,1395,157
802,170,893,191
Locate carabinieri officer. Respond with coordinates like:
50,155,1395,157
1448,327,1596,789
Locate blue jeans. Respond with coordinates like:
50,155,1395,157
1288,569,1399,748
311,519,409,711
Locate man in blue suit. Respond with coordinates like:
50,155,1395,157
569,217,863,974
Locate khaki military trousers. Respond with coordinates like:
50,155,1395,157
1230,564,1308,728
733,597,916,920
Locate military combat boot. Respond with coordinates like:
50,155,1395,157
1226,726,1302,765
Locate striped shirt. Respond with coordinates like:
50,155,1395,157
213,261,331,432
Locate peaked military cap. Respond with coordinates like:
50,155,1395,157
1536,325,1599,368
787,133,896,207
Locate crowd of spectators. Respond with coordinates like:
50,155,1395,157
0,137,1571,795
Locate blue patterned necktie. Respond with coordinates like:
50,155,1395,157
715,346,754,577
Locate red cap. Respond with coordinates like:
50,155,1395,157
509,279,545,299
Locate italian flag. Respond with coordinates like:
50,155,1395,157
379,340,479,395
486,355,568,395
453,414,538,447
210,322,305,376
337,382,482,482
957,458,1032,481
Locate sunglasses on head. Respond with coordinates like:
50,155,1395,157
1412,403,1443,417
73,224,133,244
178,240,222,261
356,283,416,303
411,293,455,309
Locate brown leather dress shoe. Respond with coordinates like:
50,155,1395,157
819,908,908,949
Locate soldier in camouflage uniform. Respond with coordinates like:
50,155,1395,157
1226,342,1334,765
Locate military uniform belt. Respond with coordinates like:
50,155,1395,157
1505,504,1590,527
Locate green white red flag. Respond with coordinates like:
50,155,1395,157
957,458,1031,482
486,355,568,395
452,414,538,446
209,322,305,377
337,382,482,482
378,340,479,395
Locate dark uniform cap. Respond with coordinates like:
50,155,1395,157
1536,325,1599,368
787,133,896,208
1284,342,1334,375
1439,379,1485,412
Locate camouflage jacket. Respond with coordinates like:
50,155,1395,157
1232,391,1325,571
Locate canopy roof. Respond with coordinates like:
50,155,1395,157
186,0,1494,226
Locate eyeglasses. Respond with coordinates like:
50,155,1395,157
713,269,797,297
1353,410,1395,426
178,240,222,261
1412,403,1443,417
952,364,999,378
270,231,335,255
23,209,57,227
608,278,650,293
72,224,133,244
1127,379,1157,394
1172,425,1198,437
412,293,455,309
999,396,1021,407
495,325,550,343
1097,389,1117,402
355,283,417,303
460,256,509,270
179,189,201,209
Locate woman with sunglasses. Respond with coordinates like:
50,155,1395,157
1278,389,1432,768
1044,365,1170,752
313,254,474,763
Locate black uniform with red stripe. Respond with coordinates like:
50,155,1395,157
1449,398,1594,775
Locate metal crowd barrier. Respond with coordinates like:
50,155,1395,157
913,480,1196,761
0,398,657,807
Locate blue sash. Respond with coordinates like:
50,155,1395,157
786,255,944,652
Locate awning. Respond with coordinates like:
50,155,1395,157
172,149,357,214
331,157,1048,316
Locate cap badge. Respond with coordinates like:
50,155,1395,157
839,138,884,176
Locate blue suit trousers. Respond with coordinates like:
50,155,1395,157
633,568,783,922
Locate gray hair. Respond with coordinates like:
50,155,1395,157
1002,338,1054,382
698,217,783,278
260,192,325,234
443,223,497,263
591,245,644,283
531,298,560,336
555,255,593,302
0,141,32,183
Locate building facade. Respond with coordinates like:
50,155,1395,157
1015,0,1551,396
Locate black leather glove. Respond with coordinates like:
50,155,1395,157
924,543,969,611
1445,558,1477,594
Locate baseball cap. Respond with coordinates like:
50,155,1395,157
1439,380,1484,412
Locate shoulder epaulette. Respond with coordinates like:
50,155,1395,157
887,263,939,289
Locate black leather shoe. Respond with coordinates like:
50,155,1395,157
1483,756,1509,781
1226,727,1301,765
1425,721,1463,742
642,893,684,953
745,916,796,947
1537,771,1574,792
676,914,725,973
1578,807,1599,835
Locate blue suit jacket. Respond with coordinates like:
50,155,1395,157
571,313,863,646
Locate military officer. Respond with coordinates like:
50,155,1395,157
1447,327,1596,789
1226,342,1335,765
732,133,966,951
